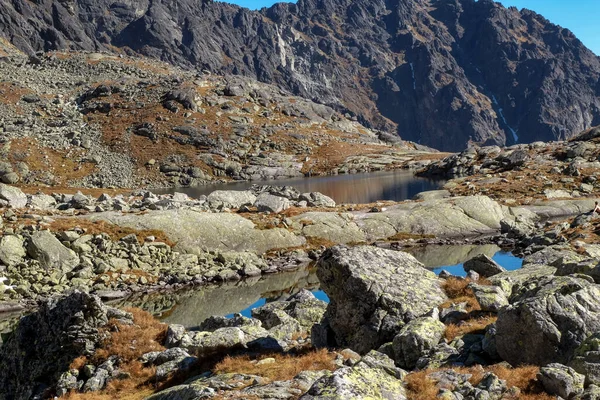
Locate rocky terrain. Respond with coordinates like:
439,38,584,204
3,1,600,396
3,127,600,396
0,40,434,190
1,0,599,150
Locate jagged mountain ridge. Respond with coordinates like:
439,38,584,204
1,0,599,151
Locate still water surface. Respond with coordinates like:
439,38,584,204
0,245,523,339
107,244,523,328
230,248,523,319
156,170,443,204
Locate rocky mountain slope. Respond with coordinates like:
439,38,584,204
1,0,599,151
0,40,432,189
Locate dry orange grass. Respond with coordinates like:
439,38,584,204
49,218,175,246
93,308,167,364
213,349,337,382
64,308,167,399
444,315,497,341
440,277,492,311
406,365,553,400
6,138,97,184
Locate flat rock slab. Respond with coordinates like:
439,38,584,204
293,195,510,243
317,245,447,354
87,209,305,255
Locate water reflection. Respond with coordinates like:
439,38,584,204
0,245,522,337
155,170,443,204
109,267,320,330
407,244,501,268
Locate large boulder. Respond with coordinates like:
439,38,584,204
207,190,256,209
488,264,557,301
0,291,130,399
569,333,600,386
469,283,508,313
300,192,336,208
391,316,446,369
316,246,447,354
0,184,27,208
27,230,80,272
254,193,291,213
0,235,26,267
537,363,585,399
496,275,600,366
463,254,506,277
300,366,406,400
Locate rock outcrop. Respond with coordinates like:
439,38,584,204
0,291,131,399
300,366,406,400
315,245,447,354
496,275,600,366
1,0,599,150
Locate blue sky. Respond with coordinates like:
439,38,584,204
223,0,600,55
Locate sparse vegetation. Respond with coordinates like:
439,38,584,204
48,218,175,246
64,308,167,399
444,315,497,341
213,349,337,382
406,365,553,400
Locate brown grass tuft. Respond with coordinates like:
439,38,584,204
444,315,497,341
49,218,175,247
64,308,167,399
69,356,88,370
213,349,337,382
406,365,553,400
404,370,439,400
93,308,167,365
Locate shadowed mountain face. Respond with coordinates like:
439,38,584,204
1,0,599,151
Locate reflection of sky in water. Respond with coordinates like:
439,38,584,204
155,170,443,204
231,251,522,317
228,290,330,318
432,251,523,277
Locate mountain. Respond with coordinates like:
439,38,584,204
1,0,599,151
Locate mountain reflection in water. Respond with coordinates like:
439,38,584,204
155,170,443,204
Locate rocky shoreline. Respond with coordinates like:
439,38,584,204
4,130,600,398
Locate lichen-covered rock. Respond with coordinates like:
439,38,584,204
463,254,506,277
317,246,447,354
392,317,445,369
469,283,508,313
254,193,291,213
207,190,256,209
0,291,130,399
579,384,600,400
300,192,336,208
488,264,557,300
538,363,585,399
300,366,406,399
0,235,26,267
185,327,246,356
570,333,600,386
27,230,80,272
252,289,327,336
0,183,27,208
357,350,407,380
496,276,600,366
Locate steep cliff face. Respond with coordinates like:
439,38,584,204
1,0,599,151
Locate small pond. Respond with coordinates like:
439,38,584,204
0,245,524,339
155,169,443,204
108,244,523,329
